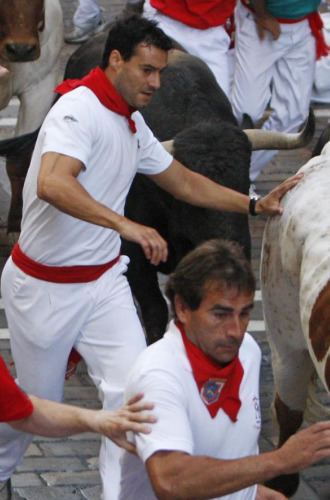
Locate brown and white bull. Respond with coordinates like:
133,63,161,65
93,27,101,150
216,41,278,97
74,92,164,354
0,0,63,132
0,0,63,232
261,143,330,496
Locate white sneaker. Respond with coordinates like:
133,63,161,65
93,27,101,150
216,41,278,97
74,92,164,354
65,18,106,44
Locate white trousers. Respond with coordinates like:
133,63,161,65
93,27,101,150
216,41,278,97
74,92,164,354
74,0,102,28
0,256,146,500
231,2,316,181
143,0,233,97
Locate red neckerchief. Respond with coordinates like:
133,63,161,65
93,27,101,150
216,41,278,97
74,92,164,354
177,320,243,421
55,66,137,133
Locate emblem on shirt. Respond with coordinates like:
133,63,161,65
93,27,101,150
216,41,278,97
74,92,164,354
200,378,226,405
63,115,78,123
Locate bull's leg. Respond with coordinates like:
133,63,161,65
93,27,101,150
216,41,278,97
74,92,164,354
6,151,32,234
265,394,304,497
275,394,304,447
123,243,169,344
16,74,58,134
265,350,314,497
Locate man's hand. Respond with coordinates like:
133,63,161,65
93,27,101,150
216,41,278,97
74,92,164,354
251,0,280,40
256,14,281,40
255,173,303,216
256,484,287,499
92,394,157,453
117,217,168,265
275,421,330,474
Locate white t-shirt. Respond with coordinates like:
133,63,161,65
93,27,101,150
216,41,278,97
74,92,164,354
19,87,172,266
119,321,262,500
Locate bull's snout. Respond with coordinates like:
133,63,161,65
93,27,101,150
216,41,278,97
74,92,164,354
5,42,39,62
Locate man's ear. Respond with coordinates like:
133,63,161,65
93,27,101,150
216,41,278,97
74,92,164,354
108,49,124,71
174,294,188,324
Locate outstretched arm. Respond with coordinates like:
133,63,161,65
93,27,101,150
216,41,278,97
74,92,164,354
146,421,330,499
37,151,168,265
149,159,302,217
10,393,156,453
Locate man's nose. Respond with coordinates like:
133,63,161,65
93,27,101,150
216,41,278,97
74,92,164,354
226,315,242,339
149,72,161,89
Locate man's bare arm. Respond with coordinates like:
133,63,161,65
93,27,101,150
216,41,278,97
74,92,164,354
146,421,330,499
37,152,168,265
251,0,281,40
149,159,302,217
11,394,156,453
37,152,125,229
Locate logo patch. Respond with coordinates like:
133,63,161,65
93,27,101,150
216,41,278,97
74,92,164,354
200,378,226,405
63,115,78,123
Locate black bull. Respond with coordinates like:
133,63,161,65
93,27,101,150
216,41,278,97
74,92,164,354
1,35,254,343
66,37,251,343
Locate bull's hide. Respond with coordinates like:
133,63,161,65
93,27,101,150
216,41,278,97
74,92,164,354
0,0,63,135
261,145,330,415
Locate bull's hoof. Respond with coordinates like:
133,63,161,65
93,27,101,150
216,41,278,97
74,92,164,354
265,473,300,497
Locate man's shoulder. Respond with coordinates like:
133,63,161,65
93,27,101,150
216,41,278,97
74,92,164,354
132,110,153,135
239,333,262,367
242,332,261,352
128,325,188,380
133,332,181,372
45,87,93,119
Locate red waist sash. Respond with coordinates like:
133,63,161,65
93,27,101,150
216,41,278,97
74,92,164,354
151,0,235,29
12,243,120,283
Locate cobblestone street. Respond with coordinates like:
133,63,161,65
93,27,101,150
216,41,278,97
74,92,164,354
0,1,329,498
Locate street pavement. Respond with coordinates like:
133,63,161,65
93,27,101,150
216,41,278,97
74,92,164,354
0,0,329,498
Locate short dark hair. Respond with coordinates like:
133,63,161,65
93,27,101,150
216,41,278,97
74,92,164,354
165,239,255,314
100,15,173,69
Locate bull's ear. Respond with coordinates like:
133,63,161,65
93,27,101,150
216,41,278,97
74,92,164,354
161,140,173,154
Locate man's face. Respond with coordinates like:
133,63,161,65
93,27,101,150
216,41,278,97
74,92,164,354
111,42,168,109
176,283,254,365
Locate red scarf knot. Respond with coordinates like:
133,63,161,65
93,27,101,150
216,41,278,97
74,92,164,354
55,66,137,133
177,321,244,421
307,12,330,60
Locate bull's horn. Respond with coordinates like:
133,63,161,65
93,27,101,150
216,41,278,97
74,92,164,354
161,140,174,154
244,109,315,150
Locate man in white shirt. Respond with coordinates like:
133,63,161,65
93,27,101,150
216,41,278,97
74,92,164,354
121,239,330,500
